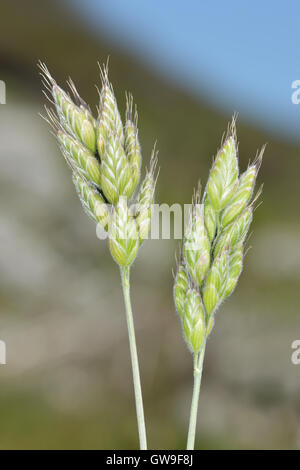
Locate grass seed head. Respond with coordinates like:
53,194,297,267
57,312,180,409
40,61,157,269
174,119,263,350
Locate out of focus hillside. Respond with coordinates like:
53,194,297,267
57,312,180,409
0,0,299,449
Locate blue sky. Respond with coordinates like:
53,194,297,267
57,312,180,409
69,0,300,141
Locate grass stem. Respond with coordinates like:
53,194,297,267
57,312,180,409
120,266,147,450
186,340,206,450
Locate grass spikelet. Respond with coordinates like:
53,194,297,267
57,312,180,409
109,197,139,267
100,132,132,204
206,124,239,212
223,243,243,298
39,62,97,153
73,173,110,230
220,149,262,227
203,249,228,315
58,131,101,188
214,206,253,257
183,289,206,353
97,63,124,157
67,77,97,127
184,187,211,287
135,148,157,243
125,93,142,194
174,263,189,319
203,195,217,243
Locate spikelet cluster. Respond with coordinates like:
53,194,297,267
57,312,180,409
174,120,263,353
39,62,157,267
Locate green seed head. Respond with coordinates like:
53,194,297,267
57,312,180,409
174,264,189,319
109,197,139,267
223,244,243,298
58,131,101,188
73,173,110,230
203,249,228,316
173,120,263,348
183,289,206,353
40,61,156,267
207,134,239,212
184,201,211,287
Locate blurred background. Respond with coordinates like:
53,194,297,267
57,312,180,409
0,0,299,449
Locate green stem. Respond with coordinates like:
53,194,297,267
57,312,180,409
186,340,207,450
120,266,147,450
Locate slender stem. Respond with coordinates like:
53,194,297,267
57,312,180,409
120,266,147,450
186,340,207,450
